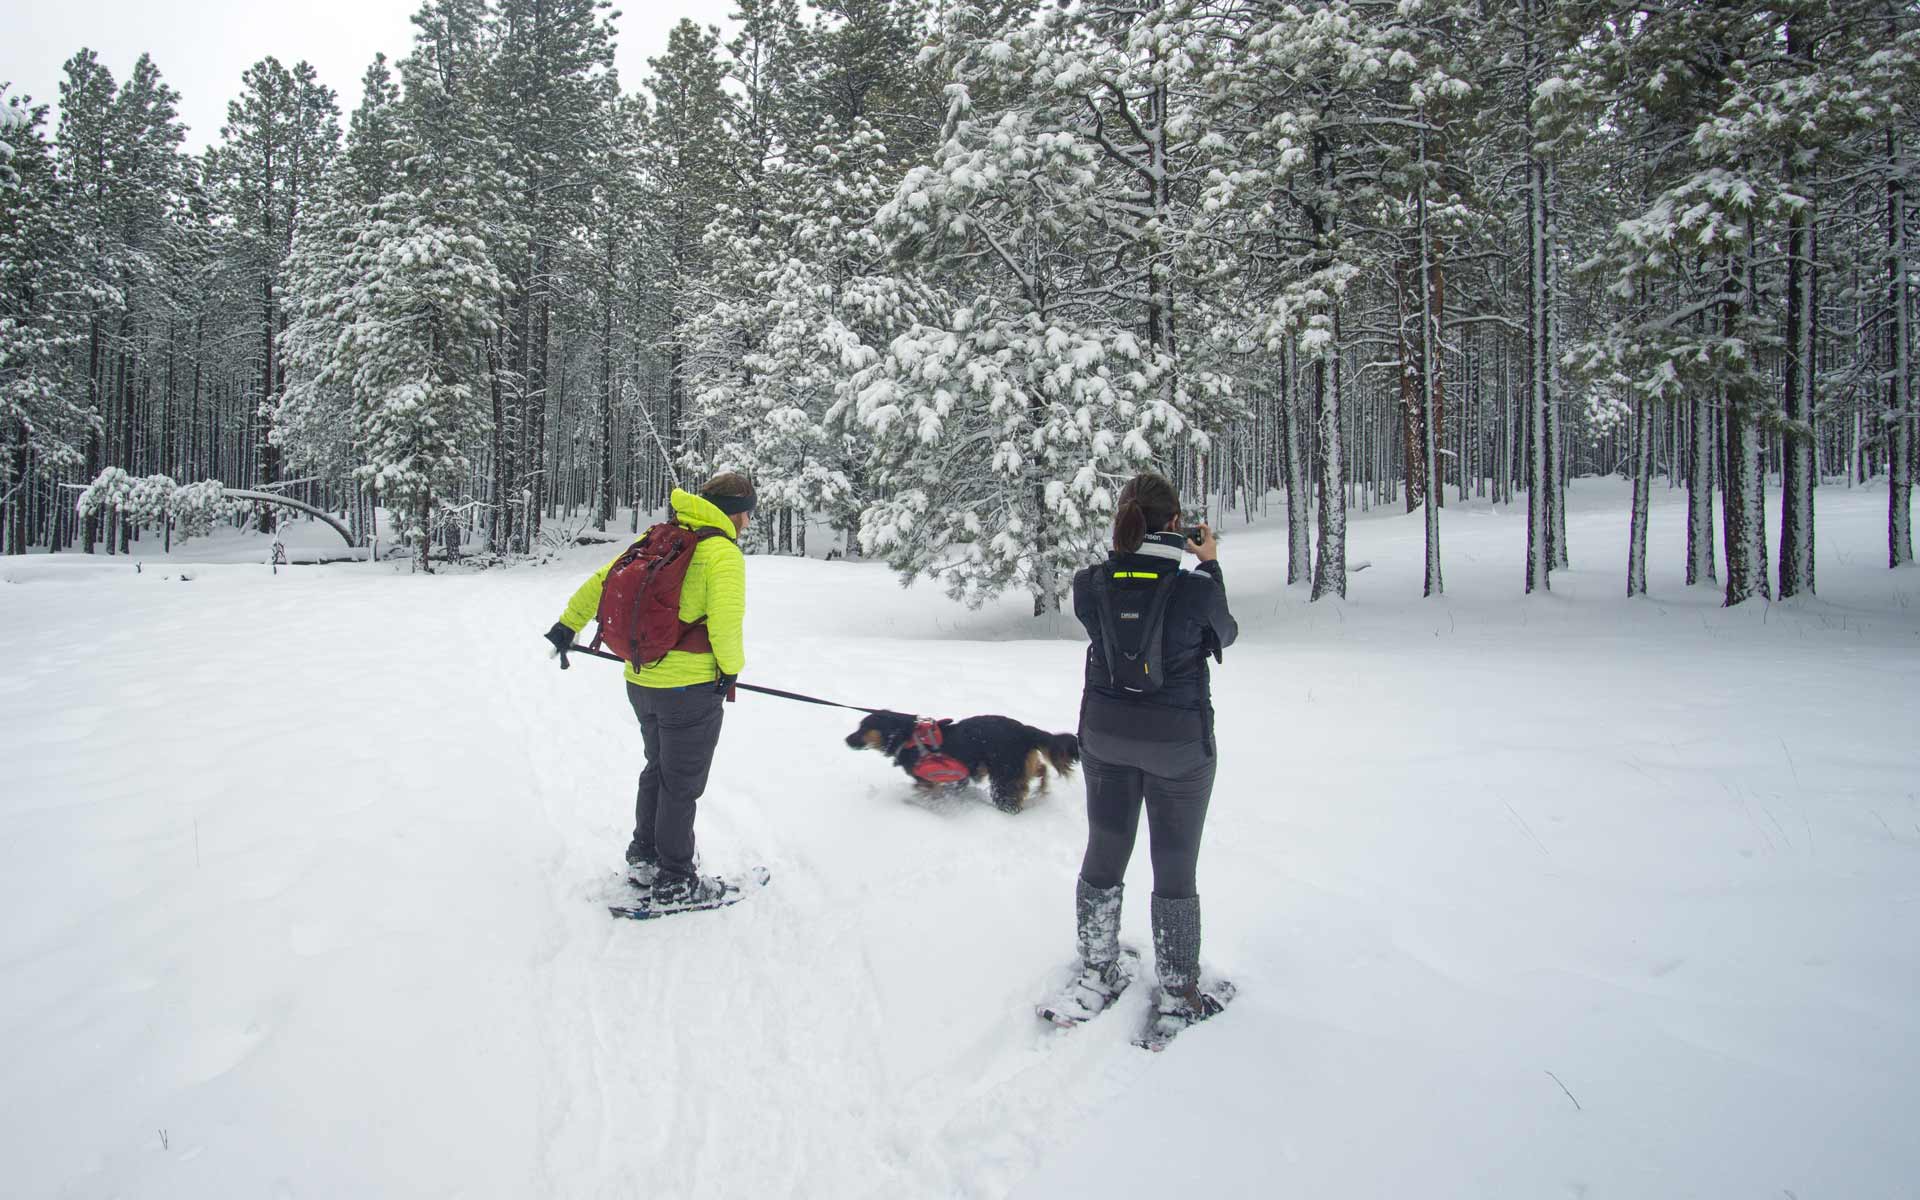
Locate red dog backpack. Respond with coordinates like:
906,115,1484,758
908,718,972,785
590,523,728,666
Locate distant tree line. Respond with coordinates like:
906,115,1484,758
2,0,1915,601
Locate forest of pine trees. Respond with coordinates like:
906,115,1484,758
2,0,1916,603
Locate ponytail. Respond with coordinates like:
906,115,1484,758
1112,472,1179,554
1114,498,1148,554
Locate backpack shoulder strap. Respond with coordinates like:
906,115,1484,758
686,525,736,551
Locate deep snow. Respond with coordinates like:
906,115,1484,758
3,480,1917,1199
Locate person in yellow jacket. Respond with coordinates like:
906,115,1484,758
544,472,753,906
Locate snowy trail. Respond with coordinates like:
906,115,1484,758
4,480,1919,1198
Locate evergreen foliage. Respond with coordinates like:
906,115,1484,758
0,0,1915,607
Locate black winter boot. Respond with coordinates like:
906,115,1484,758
649,870,729,908
625,837,658,882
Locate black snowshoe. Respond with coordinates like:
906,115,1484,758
608,867,769,920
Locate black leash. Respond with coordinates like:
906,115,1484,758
726,682,884,714
563,642,883,714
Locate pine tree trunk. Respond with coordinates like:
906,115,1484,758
668,338,685,473
1721,256,1771,605
1780,200,1817,595
189,315,204,486
1308,131,1346,601
258,198,279,534
1418,112,1443,598
1521,0,1553,585
1628,395,1654,597
1890,129,1914,568
1398,259,1423,514
599,239,616,531
162,322,175,480
1283,349,1311,585
1687,392,1717,585
1779,18,1817,596
419,491,432,574
1543,159,1568,571
1723,386,1770,605
1525,155,1552,593
511,283,533,552
1310,312,1347,601
5,421,27,554
83,316,102,554
1145,78,1179,438
527,253,551,553
489,321,509,552
119,340,134,554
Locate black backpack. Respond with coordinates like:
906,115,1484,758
1091,564,1180,694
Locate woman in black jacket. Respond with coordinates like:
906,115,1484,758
1040,472,1239,1043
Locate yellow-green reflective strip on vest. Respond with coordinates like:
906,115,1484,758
1112,570,1161,579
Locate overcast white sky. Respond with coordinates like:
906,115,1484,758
0,0,739,150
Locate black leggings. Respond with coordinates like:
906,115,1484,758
1078,743,1215,899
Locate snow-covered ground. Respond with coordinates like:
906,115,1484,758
3,479,1917,1199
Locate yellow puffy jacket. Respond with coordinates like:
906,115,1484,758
557,489,747,688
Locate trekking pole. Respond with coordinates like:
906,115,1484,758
562,642,882,714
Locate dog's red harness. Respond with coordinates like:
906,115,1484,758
908,718,972,785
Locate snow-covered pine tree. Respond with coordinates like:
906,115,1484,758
1574,4,1782,606
851,2,1229,611
487,0,619,553
282,10,508,571
101,56,189,524
1891,113,1915,567
679,0,806,538
209,57,341,529
337,201,503,572
1362,1,1478,597
54,50,125,553
700,128,907,553
394,0,514,551
581,92,646,531
1861,1,1920,568
167,477,233,540
8,0,1917,588
641,20,738,491
1517,0,1574,592
1692,1,1906,598
1032,0,1231,499
682,0,946,556
277,60,407,549
1,95,91,554
1200,0,1413,600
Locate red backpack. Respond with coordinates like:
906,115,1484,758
907,719,972,785
589,523,729,666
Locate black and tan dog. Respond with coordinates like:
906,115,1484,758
845,711,1080,812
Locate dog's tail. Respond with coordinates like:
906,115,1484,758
1046,732,1081,777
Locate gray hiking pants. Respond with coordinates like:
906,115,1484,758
1077,737,1215,900
626,682,725,882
